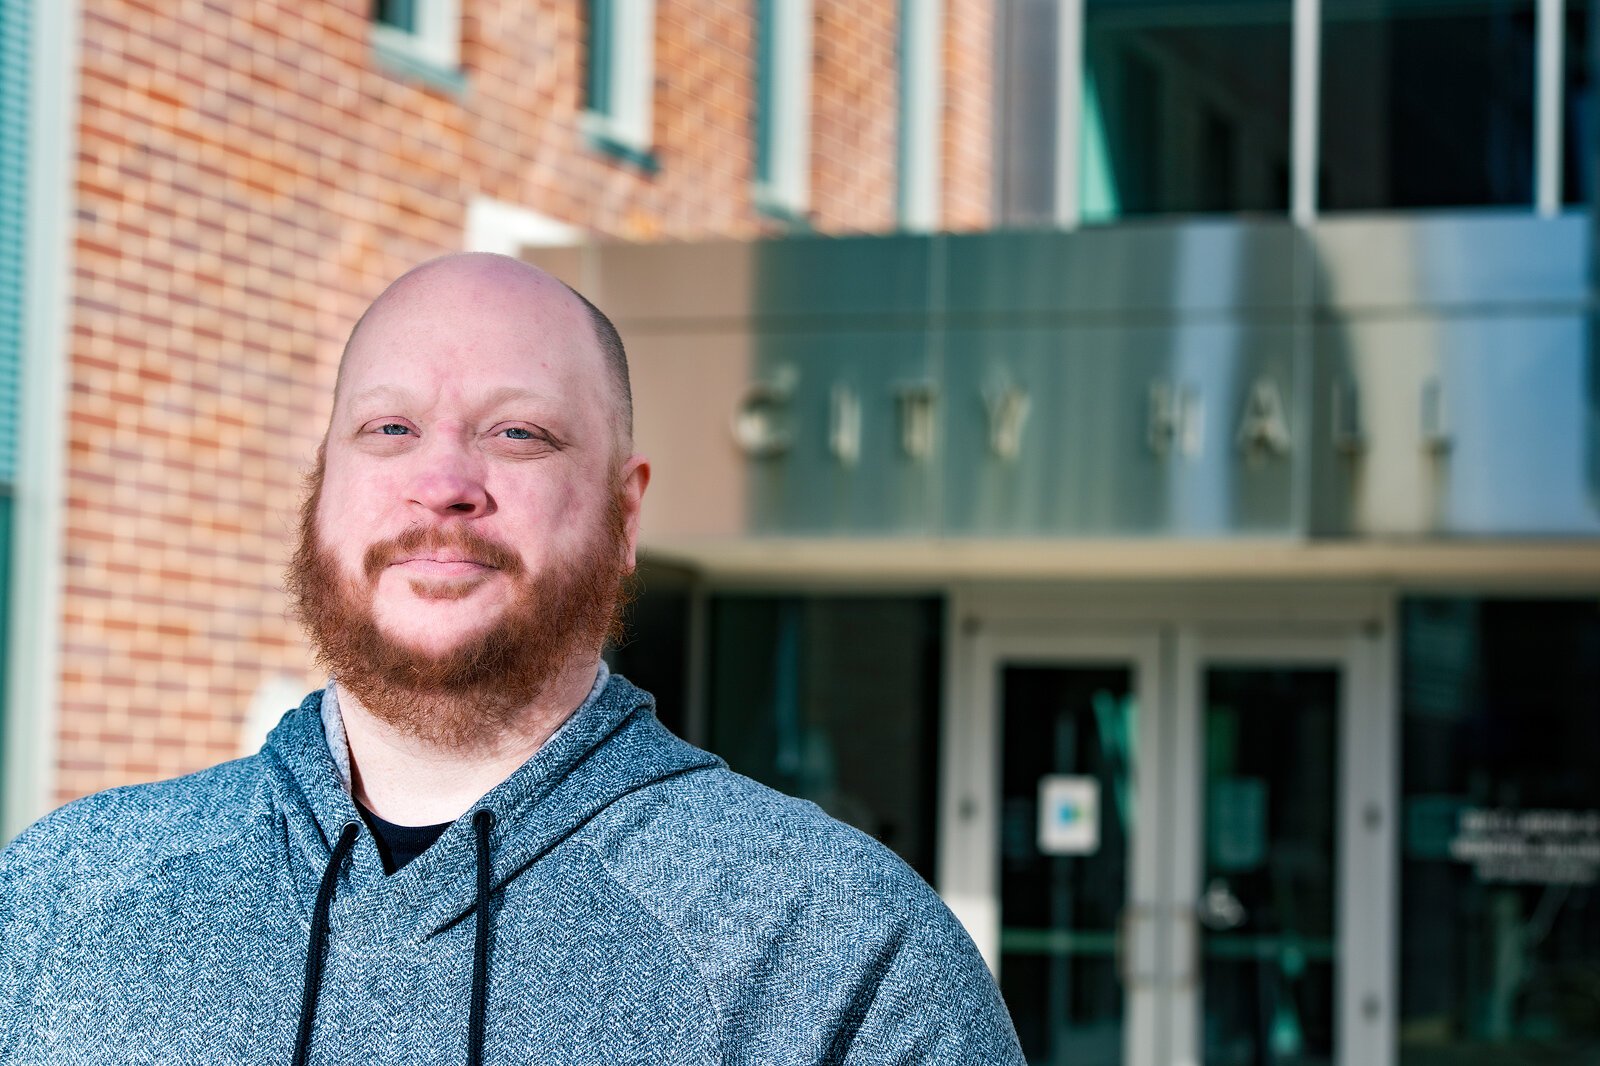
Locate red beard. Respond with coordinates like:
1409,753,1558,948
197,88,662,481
284,450,631,749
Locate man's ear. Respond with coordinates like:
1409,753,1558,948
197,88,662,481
616,454,651,573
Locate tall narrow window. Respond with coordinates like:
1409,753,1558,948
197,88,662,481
898,0,945,230
0,0,29,830
1563,0,1593,204
996,0,1063,225
585,0,658,159
754,0,815,219
370,0,461,72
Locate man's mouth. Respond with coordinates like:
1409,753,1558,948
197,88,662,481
362,528,525,581
390,557,497,578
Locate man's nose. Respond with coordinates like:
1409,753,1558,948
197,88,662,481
406,446,492,517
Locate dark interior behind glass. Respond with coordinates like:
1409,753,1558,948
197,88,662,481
1321,0,1536,210
706,596,944,883
1401,598,1600,1064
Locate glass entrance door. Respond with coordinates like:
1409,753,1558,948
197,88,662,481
966,626,1382,1066
999,663,1139,1064
1195,665,1340,1066
972,633,1165,1066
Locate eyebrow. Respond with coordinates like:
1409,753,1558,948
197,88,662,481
345,385,412,410
477,385,557,410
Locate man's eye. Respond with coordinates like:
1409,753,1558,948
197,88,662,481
379,423,410,436
502,427,536,440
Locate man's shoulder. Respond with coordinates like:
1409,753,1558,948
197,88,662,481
584,764,946,925
0,755,268,891
575,766,1021,1059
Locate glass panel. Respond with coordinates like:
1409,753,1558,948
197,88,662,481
373,0,419,33
586,0,614,115
705,596,942,881
1563,0,1593,205
606,561,693,740
1400,599,1600,1065
996,0,1063,225
1081,0,1291,221
1000,665,1136,1066
1320,0,1536,210
1201,667,1339,1066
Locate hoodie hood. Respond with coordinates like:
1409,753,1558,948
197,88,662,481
258,671,722,939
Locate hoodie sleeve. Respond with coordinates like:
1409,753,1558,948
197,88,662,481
0,818,64,1057
833,899,1025,1065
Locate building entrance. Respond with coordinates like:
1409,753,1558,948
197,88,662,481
943,616,1392,1066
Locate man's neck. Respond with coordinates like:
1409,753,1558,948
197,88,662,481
335,660,604,826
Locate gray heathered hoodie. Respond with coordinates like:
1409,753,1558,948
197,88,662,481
0,671,1023,1064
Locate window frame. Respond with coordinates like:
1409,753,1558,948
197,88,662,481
999,0,1573,224
753,0,815,221
370,0,462,75
897,0,945,231
583,0,659,161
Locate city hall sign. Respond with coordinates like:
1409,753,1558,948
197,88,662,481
730,367,1309,466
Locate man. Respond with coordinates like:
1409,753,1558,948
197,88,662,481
0,254,1023,1063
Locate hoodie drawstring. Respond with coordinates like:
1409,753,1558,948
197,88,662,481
292,821,360,1066
467,808,496,1066
289,813,498,1066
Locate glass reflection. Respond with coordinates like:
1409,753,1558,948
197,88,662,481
1081,0,1291,220
1202,668,1339,1066
1401,598,1600,1065
1563,0,1593,204
705,596,943,881
1321,0,1536,210
999,665,1136,1066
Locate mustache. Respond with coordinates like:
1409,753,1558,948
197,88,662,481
361,525,526,581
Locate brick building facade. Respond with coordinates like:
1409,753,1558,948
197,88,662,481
8,0,996,821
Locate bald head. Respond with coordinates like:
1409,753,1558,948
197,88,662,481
334,253,632,445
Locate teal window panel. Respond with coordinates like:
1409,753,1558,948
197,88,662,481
754,0,776,186
0,0,29,486
374,0,419,33
587,0,615,116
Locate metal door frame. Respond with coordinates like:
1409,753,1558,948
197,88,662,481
940,585,1395,1066
1170,628,1393,1066
949,629,1165,1066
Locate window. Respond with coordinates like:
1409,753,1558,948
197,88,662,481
1320,0,1536,210
1079,0,1292,221
898,0,944,231
1400,598,1600,1064
995,0,1063,225
370,0,461,73
1563,0,1592,205
754,0,815,220
996,0,1291,227
707,596,943,881
584,0,658,160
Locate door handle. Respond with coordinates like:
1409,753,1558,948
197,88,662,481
1197,877,1248,931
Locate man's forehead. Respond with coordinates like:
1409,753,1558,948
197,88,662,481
354,256,586,343
335,254,602,398
343,382,560,411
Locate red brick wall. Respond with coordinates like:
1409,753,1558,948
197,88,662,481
943,0,995,230
57,0,995,802
811,0,899,230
